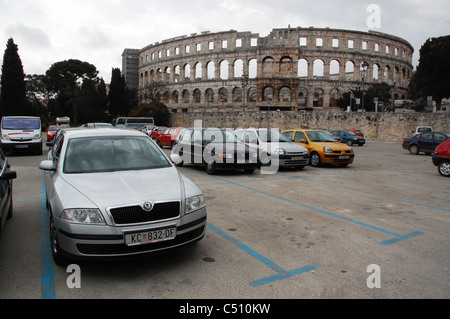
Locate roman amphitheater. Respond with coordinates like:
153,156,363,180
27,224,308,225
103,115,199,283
122,27,414,112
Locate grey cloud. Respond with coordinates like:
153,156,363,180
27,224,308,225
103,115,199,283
4,23,51,49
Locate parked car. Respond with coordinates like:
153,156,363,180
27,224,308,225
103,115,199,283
47,125,62,143
432,138,450,177
151,126,168,139
39,128,206,265
283,129,355,167
156,127,184,148
0,149,17,238
172,128,258,174
142,124,155,136
347,129,365,137
413,126,432,136
402,132,449,155
234,128,309,169
331,129,365,146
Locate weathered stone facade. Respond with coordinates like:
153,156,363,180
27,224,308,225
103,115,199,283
171,111,450,142
123,27,414,112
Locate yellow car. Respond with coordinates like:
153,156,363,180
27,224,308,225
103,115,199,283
282,129,355,167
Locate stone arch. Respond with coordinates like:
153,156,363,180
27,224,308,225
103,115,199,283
262,86,274,102
298,58,308,77
313,88,324,107
219,60,229,80
182,89,190,103
206,61,215,79
233,86,243,102
219,87,228,103
313,59,324,77
234,59,244,78
279,86,292,102
297,87,308,106
205,88,214,103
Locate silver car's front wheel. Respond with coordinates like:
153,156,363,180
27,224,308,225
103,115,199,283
50,215,69,266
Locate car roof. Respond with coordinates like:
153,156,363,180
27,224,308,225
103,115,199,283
63,127,146,139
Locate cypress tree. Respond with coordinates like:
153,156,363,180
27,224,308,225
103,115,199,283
1,38,27,116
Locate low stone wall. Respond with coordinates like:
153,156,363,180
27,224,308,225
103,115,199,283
171,110,450,141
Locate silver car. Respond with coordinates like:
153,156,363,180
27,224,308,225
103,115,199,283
234,128,310,169
39,128,206,265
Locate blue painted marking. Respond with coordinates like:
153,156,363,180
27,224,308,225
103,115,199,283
203,174,424,245
287,175,450,213
41,173,56,299
380,231,425,246
207,222,322,286
250,263,323,287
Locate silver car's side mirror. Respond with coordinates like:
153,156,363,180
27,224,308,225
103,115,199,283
170,154,183,165
39,160,56,171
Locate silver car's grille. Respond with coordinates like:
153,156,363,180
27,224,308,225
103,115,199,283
109,201,180,225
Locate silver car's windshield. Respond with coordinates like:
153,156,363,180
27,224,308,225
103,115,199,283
64,136,171,173
257,129,291,142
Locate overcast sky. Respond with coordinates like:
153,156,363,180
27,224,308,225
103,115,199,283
1,0,449,82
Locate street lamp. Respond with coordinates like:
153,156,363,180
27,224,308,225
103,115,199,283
360,61,369,111
241,73,249,111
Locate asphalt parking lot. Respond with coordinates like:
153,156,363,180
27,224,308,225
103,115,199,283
0,139,448,300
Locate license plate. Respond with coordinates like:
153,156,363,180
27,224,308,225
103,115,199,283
15,145,28,149
339,156,349,159
291,156,303,160
125,227,176,246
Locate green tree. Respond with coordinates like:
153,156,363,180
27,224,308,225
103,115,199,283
0,38,27,116
108,68,128,118
45,59,99,125
365,82,392,111
409,35,450,110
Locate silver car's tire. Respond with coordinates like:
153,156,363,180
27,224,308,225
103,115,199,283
50,215,70,266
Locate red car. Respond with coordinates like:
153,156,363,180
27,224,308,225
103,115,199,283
46,125,62,142
151,126,168,139
347,129,364,137
432,138,450,177
156,127,184,148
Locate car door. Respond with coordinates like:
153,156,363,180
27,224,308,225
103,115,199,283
293,131,311,153
432,133,449,152
417,132,434,153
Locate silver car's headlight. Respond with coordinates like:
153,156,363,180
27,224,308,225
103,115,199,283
185,195,205,214
274,148,286,155
61,209,106,225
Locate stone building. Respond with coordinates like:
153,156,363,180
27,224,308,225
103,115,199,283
122,27,414,112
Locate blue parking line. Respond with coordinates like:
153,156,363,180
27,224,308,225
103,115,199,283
286,175,450,213
203,174,424,245
207,222,322,287
41,173,56,299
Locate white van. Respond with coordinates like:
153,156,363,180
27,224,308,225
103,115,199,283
0,116,43,155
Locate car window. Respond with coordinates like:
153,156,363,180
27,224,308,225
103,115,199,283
283,131,294,140
63,136,170,173
180,129,192,142
243,131,258,143
421,133,433,140
192,130,202,142
434,133,448,141
294,131,307,142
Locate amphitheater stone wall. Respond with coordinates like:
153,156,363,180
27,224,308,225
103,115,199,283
123,27,414,112
170,111,450,142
